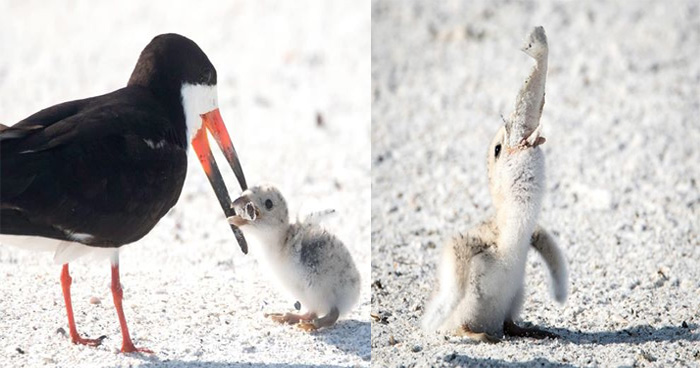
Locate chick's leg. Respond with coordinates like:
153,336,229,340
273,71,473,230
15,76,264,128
298,307,339,331
456,324,501,344
265,312,316,325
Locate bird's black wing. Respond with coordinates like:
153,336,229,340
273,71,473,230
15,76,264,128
1,97,92,140
1,96,98,199
0,87,188,246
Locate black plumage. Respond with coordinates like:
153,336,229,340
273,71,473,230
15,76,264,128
0,34,214,247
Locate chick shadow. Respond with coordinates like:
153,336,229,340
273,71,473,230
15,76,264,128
443,324,698,367
312,319,371,362
445,355,576,368
552,323,699,345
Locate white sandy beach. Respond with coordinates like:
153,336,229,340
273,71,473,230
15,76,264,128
0,1,370,367
371,0,699,366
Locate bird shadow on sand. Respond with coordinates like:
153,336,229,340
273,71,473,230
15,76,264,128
552,323,699,345
106,319,370,368
312,319,371,362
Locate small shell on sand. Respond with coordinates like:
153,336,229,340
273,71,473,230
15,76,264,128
89,296,101,305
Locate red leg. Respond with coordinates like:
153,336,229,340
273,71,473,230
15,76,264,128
60,264,104,346
110,264,152,353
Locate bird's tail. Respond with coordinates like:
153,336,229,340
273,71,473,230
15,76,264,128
531,226,568,303
0,209,66,239
422,243,463,332
422,291,456,332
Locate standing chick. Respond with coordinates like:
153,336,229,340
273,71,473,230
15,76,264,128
422,26,568,343
228,185,360,331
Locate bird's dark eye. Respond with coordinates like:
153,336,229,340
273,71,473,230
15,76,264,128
494,143,502,159
199,68,212,84
265,199,273,210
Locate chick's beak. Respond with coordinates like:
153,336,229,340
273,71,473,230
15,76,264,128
227,215,248,227
227,195,258,227
507,124,547,151
191,108,248,254
524,125,546,147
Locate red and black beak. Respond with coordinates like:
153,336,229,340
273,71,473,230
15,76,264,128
191,108,248,254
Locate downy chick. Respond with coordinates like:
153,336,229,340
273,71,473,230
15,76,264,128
422,26,568,343
228,185,360,331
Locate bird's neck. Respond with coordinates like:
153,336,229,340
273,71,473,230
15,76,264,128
127,80,188,147
245,225,290,262
494,189,542,259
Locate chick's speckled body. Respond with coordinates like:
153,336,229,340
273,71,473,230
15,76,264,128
229,185,360,330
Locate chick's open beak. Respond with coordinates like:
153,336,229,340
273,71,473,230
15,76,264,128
227,195,258,227
507,124,547,152
523,124,546,148
191,108,248,254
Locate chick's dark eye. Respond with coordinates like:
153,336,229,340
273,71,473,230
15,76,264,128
265,199,273,210
494,144,502,159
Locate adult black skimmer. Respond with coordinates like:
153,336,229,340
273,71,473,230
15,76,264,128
0,33,248,353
